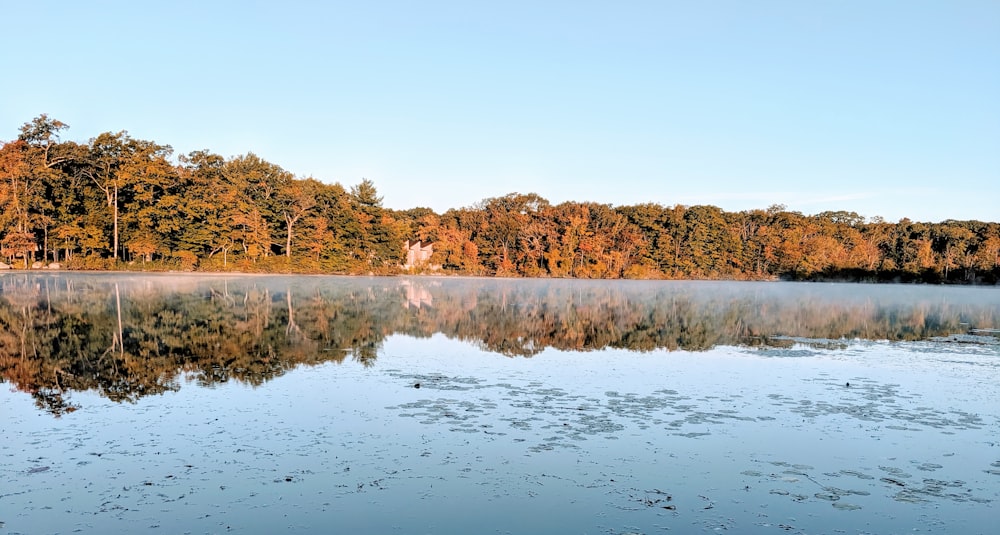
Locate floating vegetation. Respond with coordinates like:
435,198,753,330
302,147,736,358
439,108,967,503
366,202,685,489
766,336,851,350
880,466,913,479
915,463,943,472
629,488,675,510
929,334,1000,346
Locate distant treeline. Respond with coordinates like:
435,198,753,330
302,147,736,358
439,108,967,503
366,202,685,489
2,115,998,283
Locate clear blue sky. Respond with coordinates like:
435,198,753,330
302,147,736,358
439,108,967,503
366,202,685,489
2,1,998,223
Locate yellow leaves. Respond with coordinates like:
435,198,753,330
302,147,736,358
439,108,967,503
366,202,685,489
246,243,263,260
172,250,198,271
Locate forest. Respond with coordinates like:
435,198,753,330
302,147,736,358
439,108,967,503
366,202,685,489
2,115,998,283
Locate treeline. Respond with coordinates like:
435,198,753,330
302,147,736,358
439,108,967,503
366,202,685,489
2,115,999,282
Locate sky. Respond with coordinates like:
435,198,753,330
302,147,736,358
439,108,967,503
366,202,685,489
2,0,998,223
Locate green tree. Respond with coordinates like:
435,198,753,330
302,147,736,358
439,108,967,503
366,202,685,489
348,179,401,269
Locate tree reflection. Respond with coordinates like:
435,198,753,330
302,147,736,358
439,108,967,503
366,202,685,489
1,274,996,415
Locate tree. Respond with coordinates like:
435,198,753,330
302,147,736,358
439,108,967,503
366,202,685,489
934,223,975,281
350,177,382,206
17,114,71,169
619,203,674,277
176,150,234,264
975,232,1000,280
77,132,173,260
348,179,401,269
0,115,74,265
119,139,178,262
681,205,738,278
222,154,293,260
476,193,548,274
279,178,318,258
305,181,354,268
0,141,32,265
81,132,127,259
433,210,482,273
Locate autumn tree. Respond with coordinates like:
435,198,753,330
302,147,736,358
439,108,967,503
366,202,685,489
276,178,318,258
0,115,76,265
74,131,173,261
119,139,178,263
6,115,1000,282
934,222,975,281
303,181,354,267
0,141,34,265
474,193,548,274
221,153,293,261
173,150,234,265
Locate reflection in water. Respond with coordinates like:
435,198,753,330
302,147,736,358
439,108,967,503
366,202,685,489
0,273,997,414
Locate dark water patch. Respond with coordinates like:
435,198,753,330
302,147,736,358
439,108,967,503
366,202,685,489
839,469,876,480
914,462,943,472
968,328,1000,337
767,336,851,351
782,469,809,477
673,432,711,438
825,486,870,497
879,466,912,479
387,372,485,392
890,478,984,504
929,334,1000,346
751,347,822,358
628,488,675,510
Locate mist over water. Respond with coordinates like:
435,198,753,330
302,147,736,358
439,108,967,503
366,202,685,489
2,274,998,534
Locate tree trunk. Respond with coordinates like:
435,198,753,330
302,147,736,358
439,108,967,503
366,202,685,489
284,212,299,259
113,186,119,260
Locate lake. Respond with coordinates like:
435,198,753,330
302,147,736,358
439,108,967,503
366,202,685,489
1,274,998,534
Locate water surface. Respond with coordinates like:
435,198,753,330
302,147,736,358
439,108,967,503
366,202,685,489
1,275,998,534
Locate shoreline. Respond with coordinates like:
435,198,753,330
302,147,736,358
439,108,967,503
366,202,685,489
2,268,998,287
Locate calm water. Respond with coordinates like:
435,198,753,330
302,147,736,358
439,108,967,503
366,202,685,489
1,274,998,534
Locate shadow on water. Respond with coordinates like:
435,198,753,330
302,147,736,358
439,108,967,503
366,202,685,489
1,273,997,414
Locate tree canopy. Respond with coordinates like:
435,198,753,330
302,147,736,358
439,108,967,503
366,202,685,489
2,115,998,283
